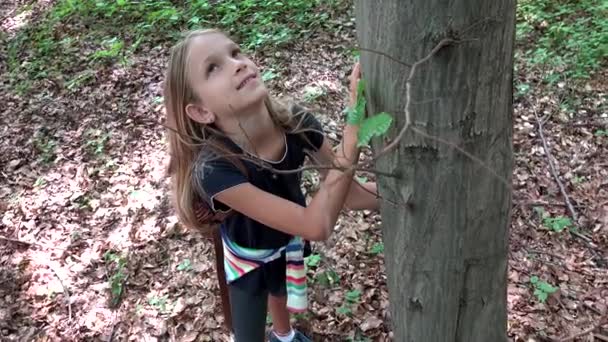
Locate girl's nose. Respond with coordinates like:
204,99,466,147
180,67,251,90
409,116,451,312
234,60,247,74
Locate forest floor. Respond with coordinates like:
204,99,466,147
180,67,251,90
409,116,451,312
1,1,607,341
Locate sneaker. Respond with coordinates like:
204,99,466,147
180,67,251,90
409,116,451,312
268,330,312,342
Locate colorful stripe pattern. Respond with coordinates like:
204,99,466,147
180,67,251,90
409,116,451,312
220,228,308,312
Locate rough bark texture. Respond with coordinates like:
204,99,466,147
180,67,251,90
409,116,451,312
354,1,515,341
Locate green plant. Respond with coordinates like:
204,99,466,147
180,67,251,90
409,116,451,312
572,175,585,184
104,250,128,306
543,216,573,233
370,242,384,255
595,129,608,137
7,0,343,94
34,177,47,187
315,269,340,287
533,207,573,233
337,289,361,316
177,259,193,272
302,85,327,102
346,78,394,147
305,254,321,267
33,134,57,164
84,129,111,156
148,295,170,313
516,0,608,80
262,69,279,82
530,276,558,303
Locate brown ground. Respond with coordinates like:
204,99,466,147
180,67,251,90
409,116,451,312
1,1,607,341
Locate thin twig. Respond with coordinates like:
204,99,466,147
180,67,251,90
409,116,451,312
533,108,579,225
358,47,412,68
48,264,72,322
372,38,457,162
557,316,607,342
0,235,68,252
595,333,608,342
532,109,596,247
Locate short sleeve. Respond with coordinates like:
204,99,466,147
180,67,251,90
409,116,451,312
193,154,247,212
291,104,324,151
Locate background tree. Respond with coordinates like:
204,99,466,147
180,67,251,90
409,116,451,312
354,1,516,341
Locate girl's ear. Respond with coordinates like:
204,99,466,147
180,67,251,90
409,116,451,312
185,104,216,124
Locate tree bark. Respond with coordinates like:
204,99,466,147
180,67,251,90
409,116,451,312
354,1,515,341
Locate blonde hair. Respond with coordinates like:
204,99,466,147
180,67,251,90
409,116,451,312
164,29,305,232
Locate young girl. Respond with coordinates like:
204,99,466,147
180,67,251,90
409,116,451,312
164,29,379,342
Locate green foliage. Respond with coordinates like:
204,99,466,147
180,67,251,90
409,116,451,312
543,216,573,233
595,129,608,137
302,85,327,102
176,259,193,272
369,242,384,255
346,79,367,125
7,0,344,93
33,133,57,164
91,37,125,62
357,113,393,147
516,0,608,80
261,69,279,82
534,207,573,233
305,254,321,267
530,276,558,303
315,269,340,287
103,250,128,306
345,78,394,147
84,129,111,156
337,289,361,317
148,295,170,313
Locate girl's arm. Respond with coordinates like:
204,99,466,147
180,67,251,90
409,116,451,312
213,130,359,242
311,140,380,211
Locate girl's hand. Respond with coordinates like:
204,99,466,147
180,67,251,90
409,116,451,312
348,62,361,107
340,62,363,166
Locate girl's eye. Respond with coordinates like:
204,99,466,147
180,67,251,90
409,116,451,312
231,48,241,58
207,63,218,74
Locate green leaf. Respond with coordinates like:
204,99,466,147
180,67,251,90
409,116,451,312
534,288,548,303
177,258,193,272
305,254,321,267
346,78,366,125
345,289,361,303
337,305,352,316
537,281,558,294
530,276,539,284
357,112,393,147
370,242,384,255
355,176,368,183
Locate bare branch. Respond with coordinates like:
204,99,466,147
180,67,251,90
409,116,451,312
48,264,72,321
533,107,605,260
555,315,607,342
358,47,412,68
533,108,579,223
373,38,457,162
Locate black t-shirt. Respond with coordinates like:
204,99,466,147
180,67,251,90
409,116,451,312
193,110,324,250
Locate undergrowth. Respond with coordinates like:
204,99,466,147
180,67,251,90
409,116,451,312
6,0,346,94
516,0,608,82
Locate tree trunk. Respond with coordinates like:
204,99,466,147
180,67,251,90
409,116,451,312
354,1,515,341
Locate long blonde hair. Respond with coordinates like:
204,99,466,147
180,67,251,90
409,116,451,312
164,29,305,231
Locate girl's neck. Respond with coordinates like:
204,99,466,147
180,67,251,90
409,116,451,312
220,100,282,156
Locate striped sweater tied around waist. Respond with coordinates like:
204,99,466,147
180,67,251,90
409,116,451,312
220,228,307,312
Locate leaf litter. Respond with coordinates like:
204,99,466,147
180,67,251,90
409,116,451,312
1,1,607,341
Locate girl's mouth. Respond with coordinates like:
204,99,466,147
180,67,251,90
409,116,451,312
237,74,256,90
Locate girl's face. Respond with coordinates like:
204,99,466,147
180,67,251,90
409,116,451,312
185,33,267,123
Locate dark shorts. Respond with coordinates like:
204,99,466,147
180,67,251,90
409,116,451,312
229,240,311,296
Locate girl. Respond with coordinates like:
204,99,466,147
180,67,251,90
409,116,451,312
164,29,379,342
